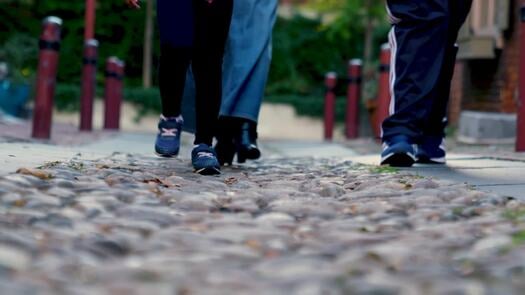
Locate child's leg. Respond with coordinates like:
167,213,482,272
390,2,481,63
158,46,192,117
155,0,194,157
192,0,233,146
157,0,195,117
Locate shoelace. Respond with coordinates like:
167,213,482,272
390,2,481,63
197,151,215,159
160,128,178,137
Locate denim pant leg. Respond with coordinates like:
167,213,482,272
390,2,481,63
220,0,278,123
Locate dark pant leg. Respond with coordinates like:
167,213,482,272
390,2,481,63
192,0,233,146
156,0,194,117
424,0,472,136
158,46,192,117
382,0,452,142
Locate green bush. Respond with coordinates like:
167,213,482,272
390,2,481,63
265,94,347,123
123,87,161,117
0,34,38,84
268,12,389,98
269,15,359,95
54,83,81,112
54,84,358,125
0,1,152,87
54,84,162,116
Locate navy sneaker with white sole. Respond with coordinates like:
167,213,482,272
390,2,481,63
417,136,446,164
381,135,417,167
155,115,183,157
192,144,221,175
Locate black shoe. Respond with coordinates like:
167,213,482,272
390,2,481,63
215,139,236,166
235,120,261,163
215,117,236,166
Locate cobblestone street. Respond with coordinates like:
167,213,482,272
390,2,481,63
0,154,524,294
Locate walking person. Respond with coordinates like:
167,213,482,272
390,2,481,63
214,0,278,165
126,0,233,175
381,0,472,167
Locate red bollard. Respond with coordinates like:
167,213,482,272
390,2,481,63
324,72,337,141
32,16,63,139
375,43,392,139
346,59,362,139
84,0,96,40
517,2,525,152
104,57,125,130
79,39,98,131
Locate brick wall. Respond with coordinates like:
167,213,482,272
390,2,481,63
449,0,520,124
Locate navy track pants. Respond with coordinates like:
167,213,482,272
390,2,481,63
382,0,472,142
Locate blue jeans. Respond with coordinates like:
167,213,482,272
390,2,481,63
181,0,278,130
219,0,278,123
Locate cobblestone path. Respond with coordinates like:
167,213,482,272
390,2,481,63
0,154,524,294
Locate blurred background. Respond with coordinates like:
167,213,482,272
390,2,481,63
0,0,521,144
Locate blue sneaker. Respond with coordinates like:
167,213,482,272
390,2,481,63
417,136,446,164
191,144,221,175
381,135,417,167
155,115,183,157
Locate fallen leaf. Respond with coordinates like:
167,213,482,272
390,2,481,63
96,164,111,169
12,199,28,207
224,177,238,185
245,239,262,251
16,168,53,180
143,178,172,188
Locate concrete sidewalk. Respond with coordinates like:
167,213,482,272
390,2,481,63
349,154,525,199
0,132,193,176
262,140,525,200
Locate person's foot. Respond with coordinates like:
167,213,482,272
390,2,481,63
215,139,236,166
215,117,236,166
155,115,183,157
417,135,446,164
191,144,221,175
381,135,417,167
235,120,261,163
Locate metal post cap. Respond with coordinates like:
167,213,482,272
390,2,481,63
116,59,125,67
85,39,99,47
43,16,63,26
107,57,120,64
326,72,338,79
349,59,363,66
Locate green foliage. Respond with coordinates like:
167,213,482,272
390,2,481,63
512,230,525,245
268,2,389,97
368,165,399,174
1,1,391,121
0,34,38,83
0,0,152,87
54,83,161,119
265,94,348,122
503,207,525,222
269,15,361,95
54,83,81,112
123,86,161,117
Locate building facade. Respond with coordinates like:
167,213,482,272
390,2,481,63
450,0,519,124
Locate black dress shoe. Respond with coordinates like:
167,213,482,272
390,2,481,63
235,120,261,163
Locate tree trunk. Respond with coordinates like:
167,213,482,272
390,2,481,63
142,0,154,88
